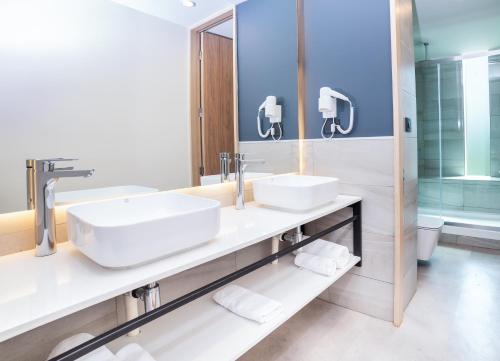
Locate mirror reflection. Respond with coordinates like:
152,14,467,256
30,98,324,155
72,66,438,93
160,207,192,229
0,0,300,214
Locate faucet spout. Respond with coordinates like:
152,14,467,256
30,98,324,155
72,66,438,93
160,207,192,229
26,158,94,257
234,153,265,210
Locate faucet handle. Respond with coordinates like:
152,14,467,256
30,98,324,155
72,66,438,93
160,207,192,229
44,158,78,171
235,153,265,164
26,158,79,172
235,153,251,160
42,158,78,163
53,166,75,171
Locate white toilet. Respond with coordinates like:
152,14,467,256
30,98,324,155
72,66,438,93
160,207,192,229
417,215,444,261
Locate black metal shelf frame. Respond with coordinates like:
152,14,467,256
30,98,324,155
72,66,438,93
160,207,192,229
49,201,362,361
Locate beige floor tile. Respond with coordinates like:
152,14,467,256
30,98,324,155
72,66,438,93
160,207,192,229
240,244,500,361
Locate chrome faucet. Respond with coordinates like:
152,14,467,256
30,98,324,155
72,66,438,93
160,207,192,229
26,158,94,257
219,152,231,183
234,153,264,210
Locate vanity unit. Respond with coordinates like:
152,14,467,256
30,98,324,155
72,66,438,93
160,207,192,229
0,191,361,361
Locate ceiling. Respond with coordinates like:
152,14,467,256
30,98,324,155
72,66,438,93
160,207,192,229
413,0,500,61
110,0,244,28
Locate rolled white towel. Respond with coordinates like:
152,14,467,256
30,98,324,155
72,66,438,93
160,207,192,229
47,333,117,361
213,284,283,324
116,343,156,361
294,252,336,276
301,239,350,268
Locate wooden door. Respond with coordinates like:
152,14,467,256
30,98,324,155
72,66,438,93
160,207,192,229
201,32,235,176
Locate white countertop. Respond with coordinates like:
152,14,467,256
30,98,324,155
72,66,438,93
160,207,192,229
0,195,361,342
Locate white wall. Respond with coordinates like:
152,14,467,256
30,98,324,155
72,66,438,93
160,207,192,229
0,0,191,213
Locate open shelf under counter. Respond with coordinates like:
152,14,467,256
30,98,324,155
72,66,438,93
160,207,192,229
108,254,361,361
0,195,361,342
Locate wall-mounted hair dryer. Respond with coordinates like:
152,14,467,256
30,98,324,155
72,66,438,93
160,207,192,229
257,96,282,141
318,86,354,139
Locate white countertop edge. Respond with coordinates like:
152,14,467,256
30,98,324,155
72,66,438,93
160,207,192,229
0,195,361,342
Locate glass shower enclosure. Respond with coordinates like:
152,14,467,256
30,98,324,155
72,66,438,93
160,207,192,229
416,51,500,226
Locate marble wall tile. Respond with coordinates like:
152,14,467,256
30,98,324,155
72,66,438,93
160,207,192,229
456,235,500,250
307,214,394,284
303,136,397,320
327,273,394,322
339,183,395,236
463,183,500,211
238,140,299,174
402,262,417,310
403,225,417,276
235,239,273,269
311,138,394,187
0,210,34,235
351,235,394,284
158,254,236,304
317,290,329,302
462,206,500,215
439,233,458,244
404,179,418,229
418,178,464,209
0,229,34,256
491,83,500,116
404,138,418,182
0,299,117,361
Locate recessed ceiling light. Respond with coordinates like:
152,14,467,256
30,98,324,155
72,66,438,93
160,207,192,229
182,0,196,7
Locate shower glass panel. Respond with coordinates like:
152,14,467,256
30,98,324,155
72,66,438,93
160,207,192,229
417,60,465,215
490,55,500,177
417,52,500,222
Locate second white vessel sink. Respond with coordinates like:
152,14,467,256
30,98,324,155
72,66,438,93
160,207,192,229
67,193,220,268
200,172,273,186
252,175,339,211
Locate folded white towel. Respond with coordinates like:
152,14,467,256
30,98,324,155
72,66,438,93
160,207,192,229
301,239,350,268
294,252,336,276
213,284,283,324
116,343,156,361
47,333,117,361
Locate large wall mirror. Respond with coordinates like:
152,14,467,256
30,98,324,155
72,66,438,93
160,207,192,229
0,0,300,214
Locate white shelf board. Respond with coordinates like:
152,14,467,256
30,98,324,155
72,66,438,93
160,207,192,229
0,195,361,342
109,254,361,361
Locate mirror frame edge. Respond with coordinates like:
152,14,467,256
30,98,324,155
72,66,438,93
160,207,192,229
189,9,236,187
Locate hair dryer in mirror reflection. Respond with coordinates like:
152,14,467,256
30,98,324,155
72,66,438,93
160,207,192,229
257,95,283,141
318,86,355,139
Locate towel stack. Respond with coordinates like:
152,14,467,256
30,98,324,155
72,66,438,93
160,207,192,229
213,284,283,324
294,238,350,276
47,333,156,361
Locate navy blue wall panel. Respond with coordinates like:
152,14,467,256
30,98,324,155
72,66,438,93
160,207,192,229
237,0,298,141
304,0,393,138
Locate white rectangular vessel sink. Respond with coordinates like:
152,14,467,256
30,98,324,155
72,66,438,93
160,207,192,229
67,193,221,268
55,185,158,206
252,175,339,211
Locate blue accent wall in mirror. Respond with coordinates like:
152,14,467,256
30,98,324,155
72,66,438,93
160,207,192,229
237,0,299,141
303,0,394,138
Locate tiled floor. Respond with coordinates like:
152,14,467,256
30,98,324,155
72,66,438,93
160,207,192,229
240,244,500,361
